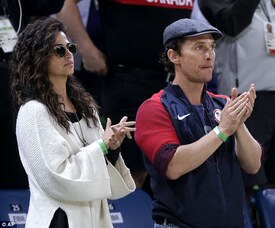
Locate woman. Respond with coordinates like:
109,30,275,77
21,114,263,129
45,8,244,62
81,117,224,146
10,18,136,228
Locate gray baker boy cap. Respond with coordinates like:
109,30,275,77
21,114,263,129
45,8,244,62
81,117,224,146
163,18,223,47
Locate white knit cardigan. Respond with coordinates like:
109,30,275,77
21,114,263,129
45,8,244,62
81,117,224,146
16,100,135,228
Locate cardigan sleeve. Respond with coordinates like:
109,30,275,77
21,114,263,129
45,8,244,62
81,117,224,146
16,101,134,202
107,155,136,200
198,0,260,36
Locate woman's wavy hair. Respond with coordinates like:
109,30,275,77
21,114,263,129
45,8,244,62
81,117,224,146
10,17,99,132
159,37,186,74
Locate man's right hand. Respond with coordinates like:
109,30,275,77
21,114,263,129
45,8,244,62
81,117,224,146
81,45,108,76
218,89,250,136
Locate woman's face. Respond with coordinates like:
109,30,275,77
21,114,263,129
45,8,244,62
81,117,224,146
48,31,75,81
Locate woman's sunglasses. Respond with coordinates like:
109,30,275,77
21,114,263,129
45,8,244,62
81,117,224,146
52,43,77,58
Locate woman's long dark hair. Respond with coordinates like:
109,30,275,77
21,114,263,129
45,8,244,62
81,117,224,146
10,17,99,132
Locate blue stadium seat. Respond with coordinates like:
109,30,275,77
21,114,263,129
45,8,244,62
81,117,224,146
108,189,154,228
0,189,30,228
254,188,275,228
243,203,254,228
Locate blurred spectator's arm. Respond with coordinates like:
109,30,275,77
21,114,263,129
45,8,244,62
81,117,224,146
198,0,260,36
26,0,65,16
56,0,107,75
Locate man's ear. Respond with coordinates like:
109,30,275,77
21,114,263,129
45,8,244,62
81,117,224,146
167,49,180,64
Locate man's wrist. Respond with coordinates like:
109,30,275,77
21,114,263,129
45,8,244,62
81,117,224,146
213,126,228,142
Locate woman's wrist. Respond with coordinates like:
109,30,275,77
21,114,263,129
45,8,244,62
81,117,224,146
97,139,108,155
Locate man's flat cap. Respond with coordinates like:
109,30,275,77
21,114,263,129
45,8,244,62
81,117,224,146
163,18,223,47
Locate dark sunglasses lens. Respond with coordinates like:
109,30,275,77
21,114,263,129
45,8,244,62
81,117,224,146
54,46,66,57
67,43,77,54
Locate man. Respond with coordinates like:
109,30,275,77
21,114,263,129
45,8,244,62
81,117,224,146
135,19,262,227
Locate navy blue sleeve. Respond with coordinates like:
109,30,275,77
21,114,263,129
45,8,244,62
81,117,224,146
154,144,178,178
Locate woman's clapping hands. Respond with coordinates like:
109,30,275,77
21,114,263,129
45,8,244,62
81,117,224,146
102,116,136,150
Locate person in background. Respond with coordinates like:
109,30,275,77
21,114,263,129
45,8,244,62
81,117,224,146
135,18,262,227
0,0,65,189
10,18,135,228
198,0,275,204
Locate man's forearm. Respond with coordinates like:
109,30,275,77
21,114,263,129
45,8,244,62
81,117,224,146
235,124,262,174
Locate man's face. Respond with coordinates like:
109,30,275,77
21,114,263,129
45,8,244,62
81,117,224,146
176,34,216,84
